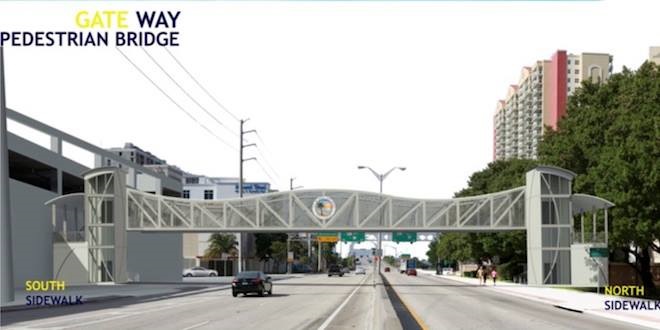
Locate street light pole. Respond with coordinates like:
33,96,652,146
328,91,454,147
357,165,406,286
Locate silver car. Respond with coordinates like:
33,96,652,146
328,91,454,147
183,266,218,277
355,266,366,275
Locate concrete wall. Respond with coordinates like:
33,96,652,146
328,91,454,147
9,179,56,288
126,232,182,282
53,241,88,285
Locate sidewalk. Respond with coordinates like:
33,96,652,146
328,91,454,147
1,274,302,312
418,269,660,329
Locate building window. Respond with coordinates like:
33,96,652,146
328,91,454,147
575,69,579,74
183,190,190,199
204,190,214,200
567,69,571,74
567,78,571,83
575,78,579,83
186,177,199,184
567,59,571,64
575,59,580,65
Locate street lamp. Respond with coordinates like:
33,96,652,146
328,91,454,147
357,166,406,194
357,165,406,284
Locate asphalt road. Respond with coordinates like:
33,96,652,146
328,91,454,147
1,271,379,330
382,270,653,330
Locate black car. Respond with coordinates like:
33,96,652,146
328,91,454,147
232,271,273,297
328,265,344,277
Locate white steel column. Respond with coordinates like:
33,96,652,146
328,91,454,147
1,46,15,304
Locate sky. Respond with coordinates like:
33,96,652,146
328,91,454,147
2,0,659,259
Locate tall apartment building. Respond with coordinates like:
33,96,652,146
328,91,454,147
100,142,183,196
650,46,660,65
493,50,613,161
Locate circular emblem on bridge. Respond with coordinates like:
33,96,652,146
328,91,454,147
312,196,336,221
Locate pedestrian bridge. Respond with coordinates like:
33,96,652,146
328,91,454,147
125,186,526,232
53,165,614,286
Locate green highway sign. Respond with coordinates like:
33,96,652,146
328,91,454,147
400,254,411,259
392,232,417,243
340,232,365,242
589,247,609,258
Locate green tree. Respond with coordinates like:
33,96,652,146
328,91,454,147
205,233,238,258
426,239,438,266
432,159,538,280
254,233,288,261
539,61,660,294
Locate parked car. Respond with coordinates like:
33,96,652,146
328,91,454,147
355,266,366,275
292,264,312,273
232,271,273,297
406,268,417,276
384,267,391,272
328,264,344,277
182,266,218,277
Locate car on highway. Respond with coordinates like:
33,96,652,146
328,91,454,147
232,271,273,297
182,266,218,277
406,268,417,276
384,267,391,272
328,264,344,277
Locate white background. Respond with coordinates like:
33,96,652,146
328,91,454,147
2,0,658,258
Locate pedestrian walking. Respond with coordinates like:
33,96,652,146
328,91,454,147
476,266,484,285
491,267,498,286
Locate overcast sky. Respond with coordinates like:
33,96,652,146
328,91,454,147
2,0,658,258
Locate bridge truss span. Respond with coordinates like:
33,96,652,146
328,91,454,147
126,187,526,232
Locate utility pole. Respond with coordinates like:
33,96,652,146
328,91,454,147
238,119,256,273
1,46,15,304
239,119,256,198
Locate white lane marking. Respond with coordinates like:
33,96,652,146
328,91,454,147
181,320,210,330
317,272,370,330
23,299,199,328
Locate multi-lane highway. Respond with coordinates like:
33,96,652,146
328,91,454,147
2,269,654,330
1,271,382,330
381,270,652,330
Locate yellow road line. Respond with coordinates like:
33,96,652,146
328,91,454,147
385,275,429,330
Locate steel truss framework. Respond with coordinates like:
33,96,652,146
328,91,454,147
126,187,526,232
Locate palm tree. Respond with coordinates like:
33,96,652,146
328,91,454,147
205,233,238,258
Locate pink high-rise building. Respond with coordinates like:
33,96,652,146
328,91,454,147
493,50,612,161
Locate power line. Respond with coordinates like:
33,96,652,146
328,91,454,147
116,47,237,152
141,47,239,137
254,159,276,183
163,47,241,122
254,147,281,180
254,132,281,179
